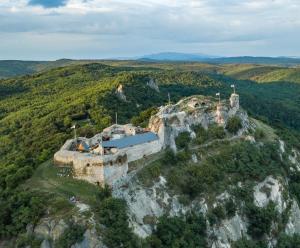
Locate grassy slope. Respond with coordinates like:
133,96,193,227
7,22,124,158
220,64,300,84
25,160,101,208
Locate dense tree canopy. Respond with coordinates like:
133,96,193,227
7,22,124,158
0,62,300,244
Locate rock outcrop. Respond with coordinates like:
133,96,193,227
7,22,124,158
113,176,207,238
210,214,248,248
34,219,68,242
285,200,300,235
253,176,286,213
112,152,300,248
71,228,106,248
147,78,160,92
148,94,248,151
116,84,127,101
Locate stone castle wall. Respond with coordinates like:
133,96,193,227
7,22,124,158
54,138,161,186
55,93,243,186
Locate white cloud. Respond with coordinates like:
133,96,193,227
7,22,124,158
0,0,300,59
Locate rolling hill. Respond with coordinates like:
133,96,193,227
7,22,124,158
2,55,300,79
1,62,300,247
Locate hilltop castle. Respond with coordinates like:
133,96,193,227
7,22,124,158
54,93,245,186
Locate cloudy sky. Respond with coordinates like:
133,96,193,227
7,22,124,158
0,0,300,60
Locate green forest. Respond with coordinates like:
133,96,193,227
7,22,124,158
1,61,300,247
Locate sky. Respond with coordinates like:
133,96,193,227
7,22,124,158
0,0,300,60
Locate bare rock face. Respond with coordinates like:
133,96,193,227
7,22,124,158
113,176,207,238
116,84,127,101
286,200,300,235
210,214,248,248
147,78,160,92
289,148,300,171
34,219,68,241
253,176,286,213
71,228,106,248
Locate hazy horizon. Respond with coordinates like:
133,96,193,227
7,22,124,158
1,0,300,60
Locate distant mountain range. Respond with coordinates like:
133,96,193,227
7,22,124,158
1,53,300,78
138,52,300,65
138,52,218,61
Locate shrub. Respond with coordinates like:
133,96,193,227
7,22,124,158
161,149,177,165
207,205,226,225
233,238,267,248
55,222,85,248
245,202,277,239
254,129,265,140
148,213,207,247
193,125,210,144
131,107,158,128
5,166,33,189
175,132,191,149
15,234,42,248
277,234,300,247
0,191,45,238
210,125,226,139
225,199,237,218
226,116,242,134
193,124,225,144
97,184,112,200
96,198,137,248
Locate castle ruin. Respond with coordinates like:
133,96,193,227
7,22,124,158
54,93,245,186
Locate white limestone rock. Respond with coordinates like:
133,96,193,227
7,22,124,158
285,200,300,235
253,176,286,213
192,154,198,163
147,78,160,92
288,149,300,171
71,228,106,248
113,176,206,238
76,202,90,213
279,140,285,154
116,84,127,101
34,219,68,241
211,214,248,248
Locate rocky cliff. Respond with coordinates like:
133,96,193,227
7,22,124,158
112,138,300,248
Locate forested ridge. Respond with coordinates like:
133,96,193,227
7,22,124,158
1,62,300,246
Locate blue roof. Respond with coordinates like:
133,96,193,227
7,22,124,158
102,132,158,149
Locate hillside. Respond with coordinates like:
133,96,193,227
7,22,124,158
220,64,300,84
1,62,300,247
2,56,300,79
0,59,101,79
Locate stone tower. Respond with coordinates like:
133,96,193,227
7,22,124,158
230,93,239,109
229,93,239,117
